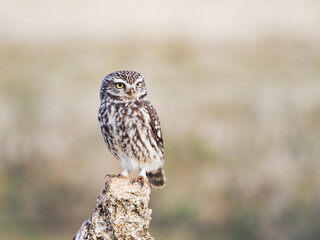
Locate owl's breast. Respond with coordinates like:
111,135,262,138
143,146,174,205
100,102,162,168
104,103,139,141
114,103,148,139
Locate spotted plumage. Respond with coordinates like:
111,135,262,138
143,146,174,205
98,70,165,188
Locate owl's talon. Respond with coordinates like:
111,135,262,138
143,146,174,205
105,174,117,178
105,173,128,179
131,176,146,188
116,174,128,179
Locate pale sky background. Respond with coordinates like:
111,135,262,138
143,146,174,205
1,0,319,43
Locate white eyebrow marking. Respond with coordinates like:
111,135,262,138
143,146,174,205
113,78,126,83
135,78,143,85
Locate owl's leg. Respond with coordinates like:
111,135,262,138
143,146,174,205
131,169,147,188
139,168,147,179
120,170,129,178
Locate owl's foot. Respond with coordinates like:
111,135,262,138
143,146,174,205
105,170,129,179
131,176,147,188
105,173,128,179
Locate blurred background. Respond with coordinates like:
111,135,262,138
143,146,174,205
1,1,320,239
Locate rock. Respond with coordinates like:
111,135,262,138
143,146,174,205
73,177,153,240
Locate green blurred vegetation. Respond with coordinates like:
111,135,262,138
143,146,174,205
0,37,320,240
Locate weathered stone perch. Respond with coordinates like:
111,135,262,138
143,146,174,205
73,177,153,240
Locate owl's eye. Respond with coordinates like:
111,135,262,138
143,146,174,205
136,82,142,88
115,83,125,89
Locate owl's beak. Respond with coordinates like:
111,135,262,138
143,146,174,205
130,88,134,98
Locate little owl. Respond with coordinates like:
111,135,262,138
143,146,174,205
98,70,165,188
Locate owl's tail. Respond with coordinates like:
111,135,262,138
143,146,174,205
146,167,166,188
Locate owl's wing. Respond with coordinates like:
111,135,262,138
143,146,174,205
144,101,164,154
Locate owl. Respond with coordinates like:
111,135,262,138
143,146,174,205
98,70,165,188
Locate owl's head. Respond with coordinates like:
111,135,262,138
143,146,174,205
100,70,148,102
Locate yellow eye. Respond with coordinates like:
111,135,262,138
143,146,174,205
136,82,141,88
115,83,124,89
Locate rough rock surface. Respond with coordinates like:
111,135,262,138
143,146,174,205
73,177,153,240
